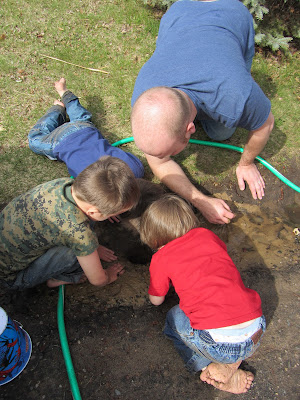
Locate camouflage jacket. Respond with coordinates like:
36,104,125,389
0,178,99,282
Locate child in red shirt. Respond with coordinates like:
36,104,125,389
140,194,266,395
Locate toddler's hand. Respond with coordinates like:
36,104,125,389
97,245,117,262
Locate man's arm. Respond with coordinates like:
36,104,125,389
77,250,124,286
236,111,274,200
145,154,235,225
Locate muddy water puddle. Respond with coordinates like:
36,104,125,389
218,201,299,271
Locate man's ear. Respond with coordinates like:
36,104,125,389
185,122,196,138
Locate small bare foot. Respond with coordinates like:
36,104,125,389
47,278,72,288
54,99,65,107
47,274,87,288
208,369,254,394
54,77,67,98
200,361,241,384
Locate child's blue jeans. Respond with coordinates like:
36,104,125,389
164,305,266,373
2,246,83,290
28,91,93,160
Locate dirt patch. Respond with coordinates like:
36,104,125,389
1,165,299,400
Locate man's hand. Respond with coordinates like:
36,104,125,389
106,263,125,284
236,163,265,200
237,111,273,200
196,196,235,224
146,154,235,225
97,245,118,262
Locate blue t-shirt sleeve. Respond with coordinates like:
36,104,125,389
238,80,271,131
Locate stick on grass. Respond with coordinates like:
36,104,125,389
41,54,109,74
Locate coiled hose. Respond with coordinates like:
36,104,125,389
57,137,299,400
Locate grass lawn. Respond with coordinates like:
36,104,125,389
0,0,299,204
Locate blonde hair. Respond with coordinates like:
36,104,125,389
140,194,199,249
73,156,140,215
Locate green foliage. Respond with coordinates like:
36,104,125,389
141,0,174,7
243,0,294,52
140,0,299,53
243,0,269,20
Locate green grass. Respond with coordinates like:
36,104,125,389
0,0,299,204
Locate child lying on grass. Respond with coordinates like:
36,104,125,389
28,77,144,180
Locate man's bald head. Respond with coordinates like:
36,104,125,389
131,87,195,157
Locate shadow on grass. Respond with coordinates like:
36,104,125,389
175,121,287,192
85,95,129,144
251,68,278,100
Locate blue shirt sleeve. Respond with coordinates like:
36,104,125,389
238,80,271,131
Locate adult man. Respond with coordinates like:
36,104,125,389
131,0,274,224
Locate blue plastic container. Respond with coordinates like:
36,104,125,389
0,307,32,385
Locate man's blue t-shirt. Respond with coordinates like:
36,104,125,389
131,0,271,131
53,127,144,178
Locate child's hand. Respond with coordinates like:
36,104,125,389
108,215,121,223
106,263,125,284
97,245,118,262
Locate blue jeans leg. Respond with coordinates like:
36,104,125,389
9,247,83,290
28,105,67,159
61,90,92,123
28,90,94,159
164,305,266,374
164,305,213,372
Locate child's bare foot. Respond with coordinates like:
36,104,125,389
200,361,242,384
54,100,65,107
47,274,87,288
209,369,254,394
54,77,67,98
47,278,72,288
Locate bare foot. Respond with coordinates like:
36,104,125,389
47,274,87,288
54,77,67,98
54,99,65,107
204,369,254,394
200,361,241,384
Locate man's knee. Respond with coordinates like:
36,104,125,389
201,120,236,141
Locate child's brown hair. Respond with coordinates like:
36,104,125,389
140,194,199,249
72,156,140,215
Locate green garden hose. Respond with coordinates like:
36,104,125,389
57,285,82,400
57,136,299,399
112,137,300,193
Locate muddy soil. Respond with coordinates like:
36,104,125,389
1,164,299,400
